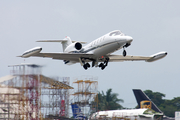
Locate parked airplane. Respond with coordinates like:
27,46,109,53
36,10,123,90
18,30,167,70
90,108,163,120
133,89,175,120
72,103,163,120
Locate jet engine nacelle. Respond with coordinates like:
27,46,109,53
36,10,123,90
64,42,82,52
146,51,167,62
21,47,42,58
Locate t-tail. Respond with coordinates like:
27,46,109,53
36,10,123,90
133,89,162,113
37,36,86,52
61,36,73,52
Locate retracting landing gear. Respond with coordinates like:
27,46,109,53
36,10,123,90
122,43,131,57
99,58,109,70
80,57,109,70
79,58,91,70
123,47,127,57
92,60,99,68
83,63,90,70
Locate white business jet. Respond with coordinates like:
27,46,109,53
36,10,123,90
18,30,167,70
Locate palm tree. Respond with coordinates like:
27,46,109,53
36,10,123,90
97,88,124,111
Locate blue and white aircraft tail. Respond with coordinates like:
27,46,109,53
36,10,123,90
133,89,162,113
133,89,175,120
71,103,86,119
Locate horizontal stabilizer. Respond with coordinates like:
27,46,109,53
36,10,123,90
37,40,87,44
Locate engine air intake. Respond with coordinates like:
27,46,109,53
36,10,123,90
75,42,82,50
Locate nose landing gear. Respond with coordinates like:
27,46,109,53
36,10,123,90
123,43,131,57
123,47,127,57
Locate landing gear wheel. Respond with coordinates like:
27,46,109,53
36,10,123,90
86,63,90,68
101,65,106,70
83,64,88,70
83,63,90,70
99,63,104,67
123,50,127,57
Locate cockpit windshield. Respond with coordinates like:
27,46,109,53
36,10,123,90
109,31,124,36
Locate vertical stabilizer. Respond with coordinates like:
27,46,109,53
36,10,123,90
62,36,72,52
71,104,86,119
133,89,162,113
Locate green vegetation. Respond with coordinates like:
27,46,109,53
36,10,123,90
144,90,180,117
96,88,124,111
96,89,179,117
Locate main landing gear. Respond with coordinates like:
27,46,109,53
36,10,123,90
83,63,90,70
80,58,90,70
98,58,109,70
80,57,109,70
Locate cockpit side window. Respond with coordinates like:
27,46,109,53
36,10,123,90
109,31,121,36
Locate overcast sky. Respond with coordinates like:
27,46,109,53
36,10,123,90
0,0,180,108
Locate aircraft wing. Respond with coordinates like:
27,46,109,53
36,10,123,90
108,55,151,62
32,53,95,62
20,46,167,64
108,51,167,62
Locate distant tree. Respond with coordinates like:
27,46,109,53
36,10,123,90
143,90,180,117
144,90,165,106
97,88,124,111
171,97,180,109
159,97,180,117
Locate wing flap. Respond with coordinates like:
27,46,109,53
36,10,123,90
32,53,94,61
32,53,152,62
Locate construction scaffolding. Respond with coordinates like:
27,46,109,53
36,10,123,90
41,76,71,118
71,76,98,119
0,63,73,120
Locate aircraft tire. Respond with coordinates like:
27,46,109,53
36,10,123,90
86,63,90,68
83,64,88,70
123,50,127,57
99,63,103,67
101,65,106,70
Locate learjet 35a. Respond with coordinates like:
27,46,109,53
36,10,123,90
18,30,167,70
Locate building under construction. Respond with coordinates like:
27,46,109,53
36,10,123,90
71,76,98,119
0,63,73,119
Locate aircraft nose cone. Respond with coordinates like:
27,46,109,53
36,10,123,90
126,36,133,42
